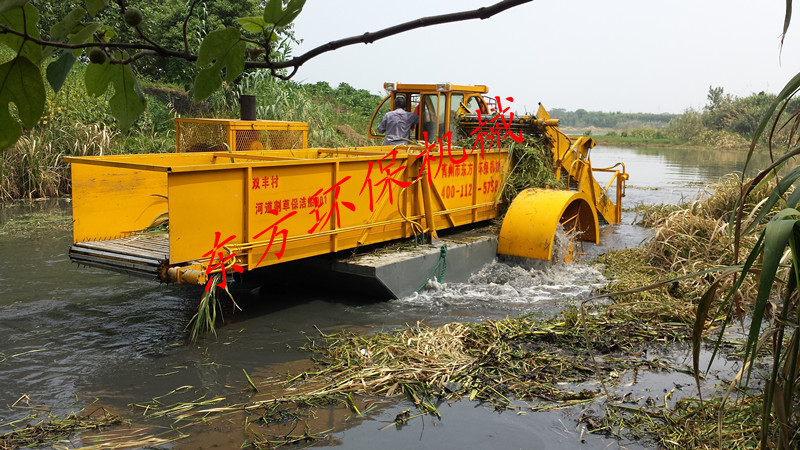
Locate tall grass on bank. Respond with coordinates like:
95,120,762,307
595,175,774,329
585,174,790,448
682,7,800,444
599,27,800,446
637,175,774,298
626,152,800,449
695,143,800,445
0,123,117,200
221,71,377,148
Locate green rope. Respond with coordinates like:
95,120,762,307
417,245,447,292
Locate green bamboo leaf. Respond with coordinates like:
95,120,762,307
262,0,305,27
0,3,41,62
773,256,798,447
0,56,45,149
236,16,267,33
692,269,746,395
45,51,76,93
736,146,800,235
745,165,800,231
693,275,728,396
772,208,800,221
783,0,793,45
743,219,798,369
743,71,800,176
787,182,800,210
86,0,107,17
710,231,765,375
194,27,245,102
243,368,258,392
50,7,85,39
0,0,27,16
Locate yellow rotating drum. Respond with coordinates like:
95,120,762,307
498,188,599,263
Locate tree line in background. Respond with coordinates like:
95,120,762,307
546,108,676,130
551,86,800,149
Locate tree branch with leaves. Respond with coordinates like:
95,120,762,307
0,0,533,149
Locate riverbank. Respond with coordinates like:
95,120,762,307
592,134,673,147
591,133,764,151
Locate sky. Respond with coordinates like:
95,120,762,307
288,0,800,114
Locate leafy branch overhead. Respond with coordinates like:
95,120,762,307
194,27,245,102
0,0,533,149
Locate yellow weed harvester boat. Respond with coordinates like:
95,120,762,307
367,83,628,261
65,83,626,287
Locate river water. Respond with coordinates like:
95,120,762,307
0,145,773,448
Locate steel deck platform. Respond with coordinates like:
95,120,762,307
69,234,169,278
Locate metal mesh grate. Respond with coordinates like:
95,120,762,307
235,129,304,151
176,119,307,152
177,121,227,152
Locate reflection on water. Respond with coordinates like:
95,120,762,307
590,145,773,210
0,146,768,448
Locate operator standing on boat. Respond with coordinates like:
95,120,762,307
377,96,418,145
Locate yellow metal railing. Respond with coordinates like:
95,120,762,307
536,105,627,224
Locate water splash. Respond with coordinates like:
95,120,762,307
399,257,605,315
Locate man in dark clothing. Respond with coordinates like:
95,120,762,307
377,96,418,145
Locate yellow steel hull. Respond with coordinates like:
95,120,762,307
67,146,509,285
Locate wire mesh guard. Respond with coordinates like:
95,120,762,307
176,119,307,153
177,121,227,152
234,128,305,151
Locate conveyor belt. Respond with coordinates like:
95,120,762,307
69,234,169,279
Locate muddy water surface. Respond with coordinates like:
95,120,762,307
0,145,770,448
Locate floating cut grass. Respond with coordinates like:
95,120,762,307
187,273,240,341
585,393,763,449
145,310,690,430
0,203,72,237
0,411,126,449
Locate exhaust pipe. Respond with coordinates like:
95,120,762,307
240,94,256,121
